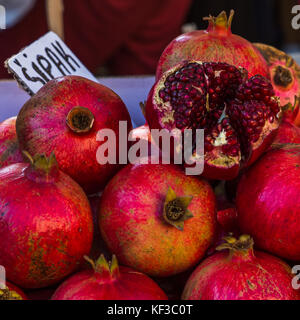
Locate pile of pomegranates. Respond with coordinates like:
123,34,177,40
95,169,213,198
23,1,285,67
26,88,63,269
1,8,300,301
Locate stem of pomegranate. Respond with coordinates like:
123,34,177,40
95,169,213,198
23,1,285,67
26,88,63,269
216,234,254,252
0,288,22,300
84,254,120,279
66,106,94,133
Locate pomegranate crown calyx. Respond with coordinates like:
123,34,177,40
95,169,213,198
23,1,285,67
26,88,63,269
163,186,193,231
23,151,59,175
216,234,254,253
84,254,120,279
0,287,23,300
204,9,234,34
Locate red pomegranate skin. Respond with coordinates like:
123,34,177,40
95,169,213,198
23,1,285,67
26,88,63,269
295,111,300,128
237,146,300,260
272,120,300,145
16,75,132,194
52,256,167,300
0,117,23,168
0,160,93,288
156,11,269,80
182,243,300,300
99,163,216,277
1,282,28,300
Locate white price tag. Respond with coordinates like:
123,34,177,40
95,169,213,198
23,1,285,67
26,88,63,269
5,31,98,95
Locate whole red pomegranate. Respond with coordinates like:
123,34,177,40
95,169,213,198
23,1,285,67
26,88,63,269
272,120,300,145
0,117,23,168
0,282,28,300
254,43,300,123
237,145,300,261
52,255,167,300
99,163,216,277
16,75,132,194
156,10,269,80
146,61,281,180
0,153,93,288
182,235,300,300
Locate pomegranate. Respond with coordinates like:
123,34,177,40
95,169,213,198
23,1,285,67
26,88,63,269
182,235,300,300
51,255,167,300
254,43,300,122
0,282,28,300
237,145,300,261
0,117,23,168
272,120,300,145
146,61,281,180
0,153,93,288
156,10,269,80
16,75,132,194
99,163,216,277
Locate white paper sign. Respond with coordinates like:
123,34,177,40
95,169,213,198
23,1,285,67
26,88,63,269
5,31,98,95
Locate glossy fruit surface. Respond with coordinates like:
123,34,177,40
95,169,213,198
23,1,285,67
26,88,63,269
0,117,23,168
99,163,216,277
237,145,300,260
157,10,269,79
16,75,132,193
52,255,167,300
272,120,300,145
0,154,93,288
182,235,300,300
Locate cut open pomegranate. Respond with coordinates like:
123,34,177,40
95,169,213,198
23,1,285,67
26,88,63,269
146,61,281,180
254,43,300,123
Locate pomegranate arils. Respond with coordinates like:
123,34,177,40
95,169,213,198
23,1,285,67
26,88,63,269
203,62,243,106
236,75,276,104
205,117,240,158
159,62,243,131
147,60,281,180
160,63,207,130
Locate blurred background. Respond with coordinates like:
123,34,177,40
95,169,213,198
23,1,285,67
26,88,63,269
0,0,299,79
